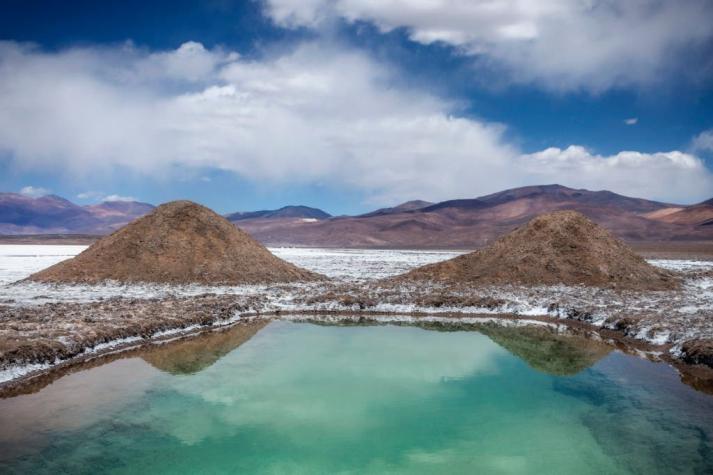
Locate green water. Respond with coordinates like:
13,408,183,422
1,320,713,474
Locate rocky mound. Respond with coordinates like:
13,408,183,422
399,210,678,290
28,201,321,284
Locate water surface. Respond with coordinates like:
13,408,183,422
1,320,712,474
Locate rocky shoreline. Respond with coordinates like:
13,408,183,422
1,235,712,396
1,276,713,396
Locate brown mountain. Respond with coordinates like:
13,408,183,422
235,185,713,248
29,201,320,284
0,193,154,234
3,185,712,247
359,200,434,217
397,210,678,290
226,205,330,221
642,198,713,226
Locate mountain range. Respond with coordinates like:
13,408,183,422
0,193,154,234
1,185,712,247
226,205,331,222
231,185,713,248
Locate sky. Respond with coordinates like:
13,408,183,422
1,0,712,214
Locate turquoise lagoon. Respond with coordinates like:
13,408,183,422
1,320,712,474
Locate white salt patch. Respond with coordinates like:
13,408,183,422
0,244,87,285
87,336,144,354
648,259,713,273
152,324,203,338
277,313,560,330
0,361,55,383
270,247,464,281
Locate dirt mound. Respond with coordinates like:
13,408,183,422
28,201,321,284
399,210,678,290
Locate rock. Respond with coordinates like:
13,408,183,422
680,340,713,368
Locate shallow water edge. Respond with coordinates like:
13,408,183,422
3,311,713,399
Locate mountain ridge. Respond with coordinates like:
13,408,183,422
233,185,713,247
1,186,711,247
0,193,154,234
226,205,331,222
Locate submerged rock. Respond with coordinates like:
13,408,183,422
27,201,321,285
398,210,678,290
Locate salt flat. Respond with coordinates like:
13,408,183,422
0,244,464,285
1,244,712,351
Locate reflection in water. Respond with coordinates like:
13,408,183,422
0,359,159,461
0,321,268,461
141,320,268,375
0,319,712,474
477,325,612,376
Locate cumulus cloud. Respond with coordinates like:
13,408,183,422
624,118,638,126
263,0,713,91
0,40,711,204
19,185,50,197
518,147,712,204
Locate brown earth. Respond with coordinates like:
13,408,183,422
645,200,713,226
398,210,679,290
629,241,713,260
27,201,320,284
0,294,261,371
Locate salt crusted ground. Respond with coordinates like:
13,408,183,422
0,245,712,384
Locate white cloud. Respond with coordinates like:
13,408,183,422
102,194,137,202
77,191,136,202
19,185,50,197
263,0,713,92
693,129,713,153
625,118,638,125
0,40,711,205
518,146,713,204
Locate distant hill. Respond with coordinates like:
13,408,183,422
226,205,331,221
359,200,434,217
234,185,713,248
642,197,713,226
0,193,154,234
2,186,712,247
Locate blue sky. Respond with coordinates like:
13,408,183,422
1,0,712,214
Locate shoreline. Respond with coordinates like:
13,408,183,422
2,306,713,398
1,247,711,398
